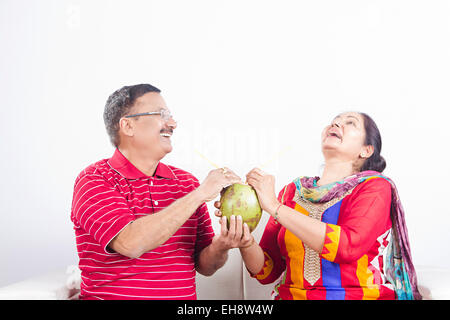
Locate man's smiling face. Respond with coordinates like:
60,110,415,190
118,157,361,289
122,91,177,161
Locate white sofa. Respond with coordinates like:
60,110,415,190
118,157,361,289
0,259,447,300
0,215,448,300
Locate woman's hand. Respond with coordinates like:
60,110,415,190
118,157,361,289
245,167,280,215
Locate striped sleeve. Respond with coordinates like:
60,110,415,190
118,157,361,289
320,178,392,263
194,202,214,254
71,170,135,254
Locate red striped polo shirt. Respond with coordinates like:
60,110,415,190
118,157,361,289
70,149,214,300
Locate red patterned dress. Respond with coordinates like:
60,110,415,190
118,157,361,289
252,177,396,300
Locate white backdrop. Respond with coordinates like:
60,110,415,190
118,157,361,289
1,0,449,287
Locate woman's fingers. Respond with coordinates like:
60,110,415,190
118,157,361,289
246,167,264,179
251,167,265,176
246,177,259,190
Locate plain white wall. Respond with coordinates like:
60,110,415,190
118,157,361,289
1,0,449,287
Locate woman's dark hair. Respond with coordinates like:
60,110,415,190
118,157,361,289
103,83,161,147
360,112,386,173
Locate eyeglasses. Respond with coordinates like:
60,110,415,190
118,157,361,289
124,109,174,122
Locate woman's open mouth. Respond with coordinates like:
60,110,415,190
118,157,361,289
326,129,342,141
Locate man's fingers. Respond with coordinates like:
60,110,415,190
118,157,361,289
223,167,240,178
228,215,236,239
234,215,243,241
240,223,255,248
220,216,228,236
242,223,251,240
225,174,241,185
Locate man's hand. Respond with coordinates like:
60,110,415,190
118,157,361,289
196,167,241,202
212,214,254,251
194,201,255,276
212,201,254,250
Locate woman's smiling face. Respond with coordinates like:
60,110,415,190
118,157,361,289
321,112,371,164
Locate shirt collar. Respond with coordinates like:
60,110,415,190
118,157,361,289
108,148,176,180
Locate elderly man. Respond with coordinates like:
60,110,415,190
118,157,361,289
70,83,250,300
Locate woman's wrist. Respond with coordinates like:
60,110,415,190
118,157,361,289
273,203,283,222
267,200,282,216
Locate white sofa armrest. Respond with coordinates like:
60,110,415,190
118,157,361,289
0,268,79,300
416,265,450,300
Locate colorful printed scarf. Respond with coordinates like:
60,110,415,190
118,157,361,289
292,170,421,300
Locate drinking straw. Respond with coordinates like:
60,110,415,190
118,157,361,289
194,146,291,171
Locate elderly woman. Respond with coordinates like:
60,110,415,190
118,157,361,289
216,111,421,300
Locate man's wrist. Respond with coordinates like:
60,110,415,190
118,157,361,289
239,238,255,251
191,187,208,206
210,237,229,255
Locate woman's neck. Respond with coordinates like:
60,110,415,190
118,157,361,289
317,159,356,186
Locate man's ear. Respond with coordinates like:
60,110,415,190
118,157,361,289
119,118,134,138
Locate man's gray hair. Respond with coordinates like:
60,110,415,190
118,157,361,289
103,84,161,147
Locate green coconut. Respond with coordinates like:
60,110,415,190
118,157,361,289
219,183,262,232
